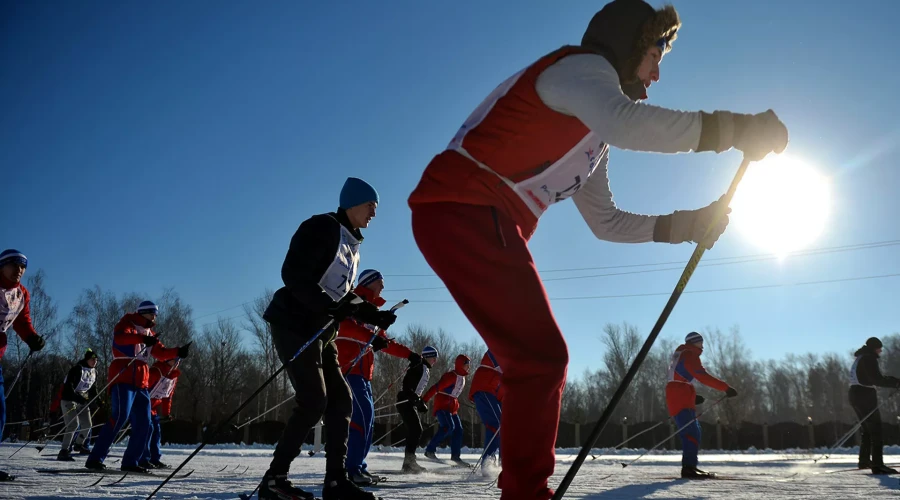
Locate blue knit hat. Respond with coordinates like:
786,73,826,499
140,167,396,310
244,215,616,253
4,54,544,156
137,300,159,315
358,269,384,288
685,331,703,344
422,346,439,359
0,249,27,268
339,177,379,210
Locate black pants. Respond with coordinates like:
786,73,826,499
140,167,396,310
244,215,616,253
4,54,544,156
397,391,422,455
849,385,883,467
268,323,352,477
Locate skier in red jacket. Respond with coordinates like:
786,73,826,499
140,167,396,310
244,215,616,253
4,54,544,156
334,269,420,485
141,357,182,469
0,249,47,481
407,0,787,496
423,354,471,466
469,350,503,463
665,332,736,478
86,301,190,473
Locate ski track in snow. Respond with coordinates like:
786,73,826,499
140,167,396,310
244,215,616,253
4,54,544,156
1,442,898,499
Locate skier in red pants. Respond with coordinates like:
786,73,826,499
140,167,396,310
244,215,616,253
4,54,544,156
407,0,788,497
665,332,736,478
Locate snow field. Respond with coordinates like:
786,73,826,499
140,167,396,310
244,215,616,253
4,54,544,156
0,442,898,499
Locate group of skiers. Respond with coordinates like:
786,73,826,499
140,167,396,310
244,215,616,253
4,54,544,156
3,0,898,497
0,247,186,480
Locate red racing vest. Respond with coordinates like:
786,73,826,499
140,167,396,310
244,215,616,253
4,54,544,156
408,45,605,239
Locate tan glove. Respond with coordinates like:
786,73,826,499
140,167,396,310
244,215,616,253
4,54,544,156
699,109,789,161
653,196,731,250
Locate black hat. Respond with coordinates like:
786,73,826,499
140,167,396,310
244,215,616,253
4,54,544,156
866,337,883,350
84,348,98,360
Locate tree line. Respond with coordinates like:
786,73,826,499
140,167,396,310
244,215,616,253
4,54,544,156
3,270,897,442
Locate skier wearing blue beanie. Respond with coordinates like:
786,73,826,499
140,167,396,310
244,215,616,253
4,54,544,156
259,177,396,500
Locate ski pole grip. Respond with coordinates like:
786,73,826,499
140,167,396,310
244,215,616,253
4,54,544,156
389,299,409,313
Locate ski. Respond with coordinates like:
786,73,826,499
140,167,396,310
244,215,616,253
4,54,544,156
36,467,194,479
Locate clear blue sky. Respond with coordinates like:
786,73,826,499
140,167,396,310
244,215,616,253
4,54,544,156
4,0,899,378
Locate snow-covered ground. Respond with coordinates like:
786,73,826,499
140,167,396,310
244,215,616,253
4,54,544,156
1,441,898,499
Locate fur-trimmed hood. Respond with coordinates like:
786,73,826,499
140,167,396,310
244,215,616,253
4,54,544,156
581,0,681,98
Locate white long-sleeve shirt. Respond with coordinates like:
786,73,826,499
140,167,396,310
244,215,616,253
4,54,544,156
535,54,703,243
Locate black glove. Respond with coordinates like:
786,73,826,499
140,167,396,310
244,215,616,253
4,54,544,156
26,334,45,352
415,399,428,413
352,306,397,331
699,109,789,161
695,394,705,405
407,352,422,367
371,336,389,352
142,335,159,347
178,342,192,359
655,196,731,250
326,293,365,322
725,387,738,398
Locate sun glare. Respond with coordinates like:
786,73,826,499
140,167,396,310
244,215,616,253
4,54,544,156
728,155,831,257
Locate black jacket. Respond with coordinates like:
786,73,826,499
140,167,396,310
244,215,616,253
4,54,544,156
851,345,900,389
61,360,98,405
264,209,363,336
400,361,430,402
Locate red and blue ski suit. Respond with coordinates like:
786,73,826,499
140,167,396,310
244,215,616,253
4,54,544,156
424,355,470,458
335,285,413,476
142,361,180,464
87,312,179,468
470,351,503,458
665,343,729,468
0,278,43,451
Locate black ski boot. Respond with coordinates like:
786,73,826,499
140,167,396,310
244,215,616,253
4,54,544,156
0,470,15,482
871,464,899,475
121,464,149,473
149,460,170,469
57,449,76,462
139,460,157,470
322,473,382,500
450,456,471,467
858,460,872,470
258,474,316,500
85,460,107,471
73,443,92,455
681,466,716,479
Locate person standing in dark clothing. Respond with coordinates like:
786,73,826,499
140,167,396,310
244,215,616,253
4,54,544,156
258,177,398,500
396,346,438,473
849,337,900,474
57,349,100,461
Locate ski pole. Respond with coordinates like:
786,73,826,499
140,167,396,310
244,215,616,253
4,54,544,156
372,370,408,407
343,300,409,374
37,345,151,455
5,351,33,398
619,396,727,469
237,395,294,430
811,388,900,464
374,413,399,419
553,156,751,498
8,405,81,459
147,296,368,500
374,399,411,412
469,425,501,477
587,419,668,459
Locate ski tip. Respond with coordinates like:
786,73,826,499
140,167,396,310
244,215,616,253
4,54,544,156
620,463,628,468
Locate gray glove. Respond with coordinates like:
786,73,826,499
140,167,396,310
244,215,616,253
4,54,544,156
653,196,731,250
699,110,789,161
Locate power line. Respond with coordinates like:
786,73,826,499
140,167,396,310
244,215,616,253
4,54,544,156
386,272,900,303
387,240,900,292
381,239,900,277
190,238,900,324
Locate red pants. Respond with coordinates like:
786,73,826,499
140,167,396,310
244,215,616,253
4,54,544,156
411,202,568,500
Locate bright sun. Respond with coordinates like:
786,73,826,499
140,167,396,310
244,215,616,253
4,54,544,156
728,155,831,256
